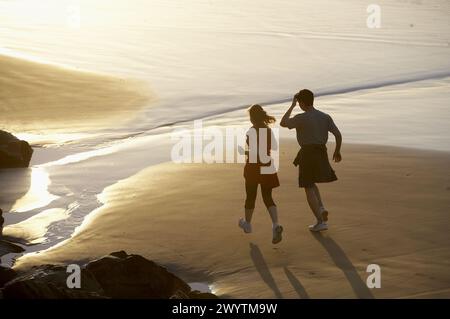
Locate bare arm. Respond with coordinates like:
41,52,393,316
280,94,298,128
267,128,278,152
330,124,342,163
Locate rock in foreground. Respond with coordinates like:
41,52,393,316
0,266,17,288
0,130,33,168
1,251,217,299
2,265,105,299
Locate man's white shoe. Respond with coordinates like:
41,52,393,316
238,218,252,233
308,222,328,232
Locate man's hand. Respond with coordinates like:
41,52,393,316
281,93,299,128
291,94,299,107
333,151,342,163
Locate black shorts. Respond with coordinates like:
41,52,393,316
294,144,338,188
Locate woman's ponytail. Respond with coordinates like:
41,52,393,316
248,104,276,127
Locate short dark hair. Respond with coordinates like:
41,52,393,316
298,89,314,106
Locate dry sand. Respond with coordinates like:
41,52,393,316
0,54,151,133
14,141,450,298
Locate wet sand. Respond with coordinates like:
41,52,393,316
0,54,151,134
13,141,450,298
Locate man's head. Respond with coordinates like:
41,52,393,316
296,89,314,111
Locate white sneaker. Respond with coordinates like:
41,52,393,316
319,207,329,222
238,218,252,233
272,225,283,244
308,222,328,232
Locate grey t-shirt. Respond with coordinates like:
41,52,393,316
286,108,339,146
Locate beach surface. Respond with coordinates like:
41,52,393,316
14,141,450,299
0,54,150,135
1,0,449,299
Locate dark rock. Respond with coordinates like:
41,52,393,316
1,251,218,299
86,250,191,299
109,250,128,259
0,266,17,288
189,291,219,299
0,130,33,168
169,289,219,299
2,265,105,299
0,208,3,237
0,239,25,259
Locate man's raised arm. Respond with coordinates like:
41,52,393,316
280,94,298,128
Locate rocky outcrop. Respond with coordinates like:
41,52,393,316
0,266,16,288
85,250,192,298
0,238,25,259
0,130,33,168
0,208,3,237
1,265,105,299
0,251,217,299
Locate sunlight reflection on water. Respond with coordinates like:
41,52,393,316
4,208,69,244
11,167,59,213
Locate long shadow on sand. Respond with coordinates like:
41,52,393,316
249,243,283,299
311,232,374,299
283,267,310,299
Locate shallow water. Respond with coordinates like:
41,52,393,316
1,0,449,135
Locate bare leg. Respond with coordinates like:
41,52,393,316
244,182,257,224
313,184,328,221
261,186,279,227
312,184,324,209
267,205,279,226
305,187,322,223
245,208,254,223
241,182,256,233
